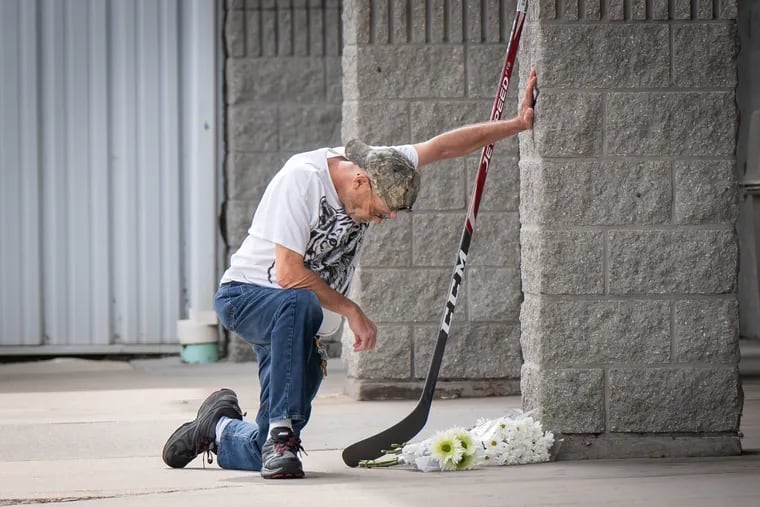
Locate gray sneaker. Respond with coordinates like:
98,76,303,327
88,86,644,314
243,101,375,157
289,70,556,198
260,427,305,479
162,388,243,468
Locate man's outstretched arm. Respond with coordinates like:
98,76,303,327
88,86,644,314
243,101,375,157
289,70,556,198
414,68,537,168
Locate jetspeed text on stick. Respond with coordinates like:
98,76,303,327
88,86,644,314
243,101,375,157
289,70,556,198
494,74,510,117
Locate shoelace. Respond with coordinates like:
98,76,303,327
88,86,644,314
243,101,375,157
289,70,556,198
274,435,308,458
196,437,215,467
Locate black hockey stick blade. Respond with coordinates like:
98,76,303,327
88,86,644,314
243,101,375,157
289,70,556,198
341,394,431,468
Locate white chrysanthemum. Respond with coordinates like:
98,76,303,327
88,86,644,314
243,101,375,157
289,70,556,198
454,449,481,471
451,428,477,456
430,431,464,467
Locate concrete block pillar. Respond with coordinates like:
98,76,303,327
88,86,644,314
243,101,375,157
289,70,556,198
341,0,523,400
518,0,742,458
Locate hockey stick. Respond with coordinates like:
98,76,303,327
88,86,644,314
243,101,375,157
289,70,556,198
342,0,530,468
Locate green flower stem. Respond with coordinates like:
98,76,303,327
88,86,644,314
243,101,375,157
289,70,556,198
358,454,401,468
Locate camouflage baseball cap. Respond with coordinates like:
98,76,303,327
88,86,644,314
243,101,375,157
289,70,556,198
344,139,420,211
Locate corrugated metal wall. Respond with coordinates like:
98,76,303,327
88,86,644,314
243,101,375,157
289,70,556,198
0,0,213,350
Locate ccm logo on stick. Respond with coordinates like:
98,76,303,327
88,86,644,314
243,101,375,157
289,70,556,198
442,249,467,334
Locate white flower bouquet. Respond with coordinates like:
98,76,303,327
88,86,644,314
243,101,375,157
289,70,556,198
358,410,556,472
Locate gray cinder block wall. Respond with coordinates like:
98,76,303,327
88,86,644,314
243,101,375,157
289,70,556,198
223,0,344,361
341,0,523,400
518,0,743,458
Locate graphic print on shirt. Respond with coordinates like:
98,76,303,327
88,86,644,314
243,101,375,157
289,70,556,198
304,196,367,295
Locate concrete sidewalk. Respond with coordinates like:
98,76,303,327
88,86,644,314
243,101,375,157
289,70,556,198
1,357,759,506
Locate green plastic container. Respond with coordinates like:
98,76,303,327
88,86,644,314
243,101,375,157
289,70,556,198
180,342,219,363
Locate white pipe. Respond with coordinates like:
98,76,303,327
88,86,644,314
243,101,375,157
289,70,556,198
178,0,218,346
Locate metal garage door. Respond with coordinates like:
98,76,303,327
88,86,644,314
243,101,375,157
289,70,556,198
0,0,219,352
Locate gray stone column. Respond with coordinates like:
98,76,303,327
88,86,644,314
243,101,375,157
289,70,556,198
519,0,742,458
342,0,523,400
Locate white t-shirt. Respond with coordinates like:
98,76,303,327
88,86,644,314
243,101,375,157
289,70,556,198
221,145,419,296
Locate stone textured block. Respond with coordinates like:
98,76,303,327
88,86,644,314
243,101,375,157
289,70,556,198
324,3,341,56
228,104,278,152
675,299,739,363
407,1,424,43
412,213,463,266
226,151,290,201
308,6,323,55
529,0,556,20
520,296,671,365
467,44,521,99
520,159,672,226
651,0,669,19
246,10,262,57
342,0,370,45
468,212,521,267
608,367,742,432
530,92,603,158
343,324,412,380
673,24,737,88
717,0,738,19
351,268,464,322
521,230,605,295
341,45,359,101
343,46,464,99
696,0,713,19
293,7,309,56
410,101,497,146
466,156,520,212
673,0,691,19
448,0,464,43
412,211,519,268
276,7,292,55
226,58,325,105
225,10,246,57
560,0,578,20
555,433,742,459
225,199,256,247
521,366,605,433
606,93,736,157
359,214,412,267
631,0,646,20
429,0,446,43
609,230,738,294
261,8,277,56
325,57,342,103
608,0,624,20
228,333,256,362
416,159,467,211
279,104,341,150
582,0,600,20
413,323,522,379
390,0,408,43
484,0,501,42
466,0,482,42
372,0,389,43
342,100,410,144
467,267,522,322
674,160,737,224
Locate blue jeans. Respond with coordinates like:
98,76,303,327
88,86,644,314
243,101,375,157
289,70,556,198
214,281,324,471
